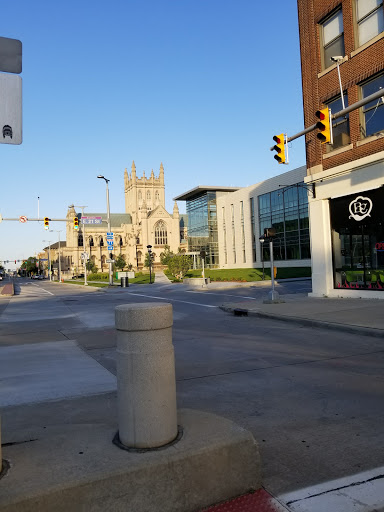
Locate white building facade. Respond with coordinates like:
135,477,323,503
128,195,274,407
216,166,311,270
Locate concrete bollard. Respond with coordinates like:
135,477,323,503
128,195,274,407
115,303,178,449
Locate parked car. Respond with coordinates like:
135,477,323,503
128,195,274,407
72,273,85,279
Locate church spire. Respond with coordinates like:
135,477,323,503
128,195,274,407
131,161,136,178
173,201,179,218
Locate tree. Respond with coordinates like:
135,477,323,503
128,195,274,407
86,260,97,273
144,251,155,269
160,245,174,265
115,254,126,271
167,253,192,279
20,256,39,275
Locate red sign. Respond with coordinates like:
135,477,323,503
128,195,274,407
375,242,384,251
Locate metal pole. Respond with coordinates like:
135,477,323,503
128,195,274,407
58,232,61,283
48,243,51,281
270,87,384,148
336,60,345,110
261,242,265,280
270,239,275,296
77,206,88,286
149,250,152,284
106,180,113,286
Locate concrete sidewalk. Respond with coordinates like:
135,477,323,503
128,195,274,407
221,295,384,338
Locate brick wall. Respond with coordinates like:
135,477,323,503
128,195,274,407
297,0,384,174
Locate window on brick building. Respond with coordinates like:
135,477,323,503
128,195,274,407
326,95,350,151
321,9,345,69
360,74,384,137
356,0,384,46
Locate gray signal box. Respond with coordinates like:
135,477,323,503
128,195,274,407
0,37,22,74
0,73,22,145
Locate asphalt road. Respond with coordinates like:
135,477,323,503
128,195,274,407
2,277,384,504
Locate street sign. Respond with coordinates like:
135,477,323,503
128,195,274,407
106,259,114,263
19,215,27,223
40,258,48,261
81,216,102,225
0,37,22,74
0,73,22,144
106,232,113,239
81,252,89,260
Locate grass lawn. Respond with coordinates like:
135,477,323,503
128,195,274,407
64,273,153,286
183,267,311,282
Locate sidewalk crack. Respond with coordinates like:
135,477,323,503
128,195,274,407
286,474,384,505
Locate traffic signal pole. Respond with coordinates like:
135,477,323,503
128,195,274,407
270,87,384,150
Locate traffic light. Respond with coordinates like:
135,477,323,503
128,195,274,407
315,107,333,144
272,134,286,164
44,217,49,230
73,217,79,230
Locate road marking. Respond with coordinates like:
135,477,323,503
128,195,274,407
31,284,55,295
126,292,218,308
279,466,384,511
187,290,258,299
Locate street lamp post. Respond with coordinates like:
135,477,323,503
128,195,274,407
97,175,113,286
136,237,140,270
147,245,152,284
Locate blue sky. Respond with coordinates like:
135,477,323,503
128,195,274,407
1,1,305,268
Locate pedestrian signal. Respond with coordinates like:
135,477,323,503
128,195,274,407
315,107,333,144
272,134,287,164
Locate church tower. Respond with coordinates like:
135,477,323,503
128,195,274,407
124,161,166,223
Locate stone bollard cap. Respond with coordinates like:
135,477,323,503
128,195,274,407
115,303,173,332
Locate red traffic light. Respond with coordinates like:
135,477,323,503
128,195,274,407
315,110,326,121
273,134,283,144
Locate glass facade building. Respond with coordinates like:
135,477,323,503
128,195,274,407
186,191,219,268
258,185,310,261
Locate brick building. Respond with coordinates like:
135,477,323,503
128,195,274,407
297,0,384,297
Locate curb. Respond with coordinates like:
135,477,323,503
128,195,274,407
220,305,384,339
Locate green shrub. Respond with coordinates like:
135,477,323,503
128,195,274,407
88,273,109,281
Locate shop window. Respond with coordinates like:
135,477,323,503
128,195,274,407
360,74,384,137
356,0,384,46
331,187,384,291
320,9,345,70
326,95,350,151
